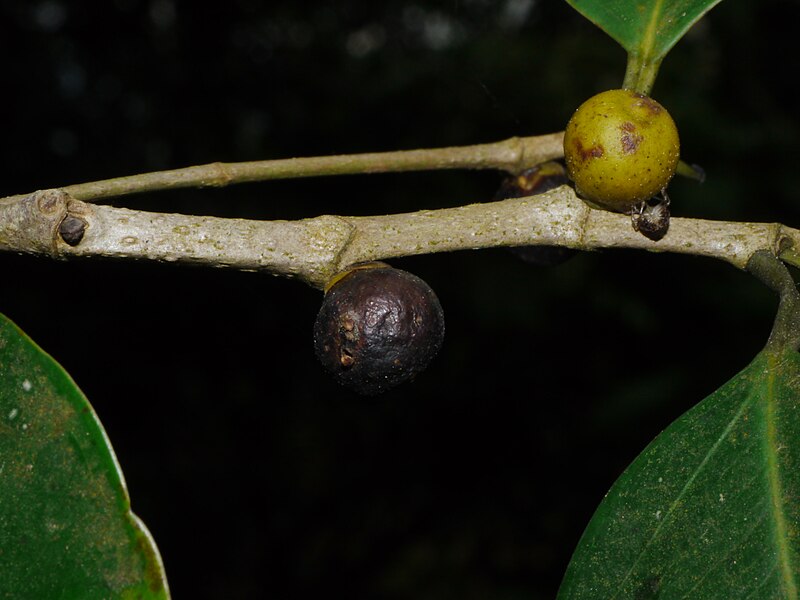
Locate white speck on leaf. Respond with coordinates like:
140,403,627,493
719,493,725,503
45,520,62,533
22,379,32,392
655,510,662,520
8,408,18,420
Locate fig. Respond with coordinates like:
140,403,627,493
563,89,680,214
314,263,445,395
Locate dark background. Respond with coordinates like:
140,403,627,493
1,1,797,598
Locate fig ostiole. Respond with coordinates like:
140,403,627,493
314,263,445,395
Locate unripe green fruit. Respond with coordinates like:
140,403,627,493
563,89,680,213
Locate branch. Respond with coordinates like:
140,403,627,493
2,134,565,204
2,188,796,290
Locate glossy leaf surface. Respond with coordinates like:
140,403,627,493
558,348,800,599
564,0,725,65
0,313,169,599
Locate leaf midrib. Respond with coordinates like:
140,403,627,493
765,354,798,599
637,0,666,62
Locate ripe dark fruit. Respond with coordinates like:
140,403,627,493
495,161,569,199
563,89,680,214
314,264,445,395
494,162,576,266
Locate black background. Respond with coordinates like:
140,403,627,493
1,1,797,598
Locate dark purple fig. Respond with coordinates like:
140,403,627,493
314,263,444,395
494,161,570,199
494,161,576,266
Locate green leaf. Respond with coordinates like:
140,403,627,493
0,313,170,599
565,0,725,92
558,348,800,599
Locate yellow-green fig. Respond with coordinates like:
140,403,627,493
563,89,680,213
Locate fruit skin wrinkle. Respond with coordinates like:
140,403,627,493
563,88,680,213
